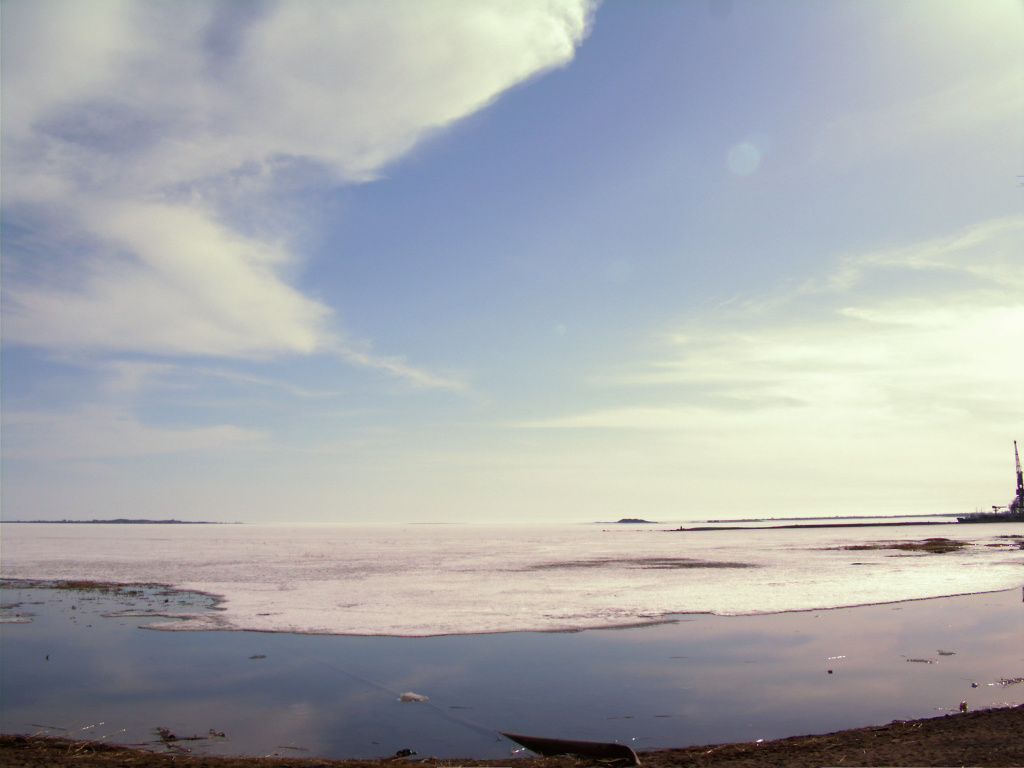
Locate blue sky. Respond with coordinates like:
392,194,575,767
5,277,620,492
2,0,1022,523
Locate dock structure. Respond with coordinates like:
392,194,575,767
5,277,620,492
958,441,1024,523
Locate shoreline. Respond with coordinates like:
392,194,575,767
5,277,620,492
3,585,1022,761
3,705,1022,767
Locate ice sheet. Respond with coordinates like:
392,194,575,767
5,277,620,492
2,522,1021,636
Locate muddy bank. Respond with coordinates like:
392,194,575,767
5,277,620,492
2,705,1022,767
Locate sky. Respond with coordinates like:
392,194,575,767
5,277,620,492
2,0,1022,524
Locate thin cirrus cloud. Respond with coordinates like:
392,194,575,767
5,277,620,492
1,0,595,382
4,199,332,358
2,406,266,462
518,216,1024,435
810,69,1022,170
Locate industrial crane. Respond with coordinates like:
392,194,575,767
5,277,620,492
1012,440,1024,513
958,440,1024,522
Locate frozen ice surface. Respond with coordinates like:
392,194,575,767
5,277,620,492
2,521,1021,636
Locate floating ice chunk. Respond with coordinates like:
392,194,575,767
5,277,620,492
398,692,428,702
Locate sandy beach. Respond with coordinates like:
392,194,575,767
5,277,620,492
3,704,1023,767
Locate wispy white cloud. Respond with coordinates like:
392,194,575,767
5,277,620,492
336,346,468,392
2,406,266,461
810,69,1022,169
97,360,336,400
834,215,1024,287
499,217,1022,517
808,1,1023,170
4,199,333,357
521,216,1024,432
3,1,594,190
2,0,595,386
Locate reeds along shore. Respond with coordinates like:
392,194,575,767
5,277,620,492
2,705,1023,768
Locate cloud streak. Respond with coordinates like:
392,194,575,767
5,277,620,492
521,217,1024,432
2,406,265,461
4,199,332,357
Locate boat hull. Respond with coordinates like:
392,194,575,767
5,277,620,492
500,732,641,765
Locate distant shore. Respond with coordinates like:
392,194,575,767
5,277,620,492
668,520,956,531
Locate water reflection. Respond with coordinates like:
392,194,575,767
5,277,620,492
1,582,1021,759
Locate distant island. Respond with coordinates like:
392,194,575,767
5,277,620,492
1,518,232,525
608,518,658,524
700,514,959,523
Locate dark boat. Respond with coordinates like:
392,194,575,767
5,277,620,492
959,440,1024,523
500,732,641,765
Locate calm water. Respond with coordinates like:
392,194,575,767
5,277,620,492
2,582,1022,759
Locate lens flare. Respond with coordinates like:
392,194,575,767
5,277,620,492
726,141,761,176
